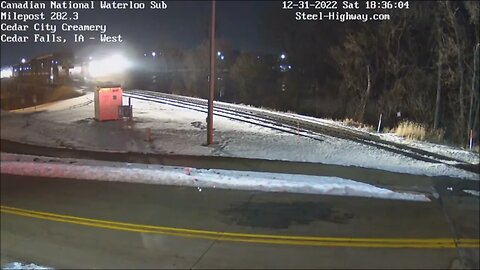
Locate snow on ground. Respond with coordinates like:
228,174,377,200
2,262,52,270
1,92,478,180
213,97,479,166
164,92,479,165
463,190,480,197
264,106,478,165
378,133,479,165
128,96,275,134
0,153,430,202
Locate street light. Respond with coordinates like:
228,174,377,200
217,51,225,61
280,54,286,60
21,58,26,64
152,52,156,57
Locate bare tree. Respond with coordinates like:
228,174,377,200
358,65,371,123
465,1,480,140
468,43,479,134
445,1,467,141
434,15,444,130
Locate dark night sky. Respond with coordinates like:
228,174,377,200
1,1,277,66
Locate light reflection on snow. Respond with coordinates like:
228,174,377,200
2,262,53,270
463,190,480,197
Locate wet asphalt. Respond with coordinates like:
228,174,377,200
1,174,478,269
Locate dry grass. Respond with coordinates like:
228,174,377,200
342,118,375,132
383,127,395,133
395,121,426,140
46,85,80,103
1,80,81,110
342,118,356,126
395,121,445,142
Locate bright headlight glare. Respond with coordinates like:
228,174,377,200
1,67,13,78
88,54,130,78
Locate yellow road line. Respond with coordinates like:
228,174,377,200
1,205,479,249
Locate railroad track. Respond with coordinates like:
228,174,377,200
124,90,479,175
124,92,328,142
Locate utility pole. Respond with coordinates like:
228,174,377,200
207,0,216,145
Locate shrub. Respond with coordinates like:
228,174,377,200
395,121,426,140
342,118,375,132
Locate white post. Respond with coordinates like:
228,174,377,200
33,94,37,111
377,113,383,133
296,120,300,144
469,129,474,150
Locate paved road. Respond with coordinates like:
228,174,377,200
1,174,478,269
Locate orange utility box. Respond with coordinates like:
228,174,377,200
94,84,122,121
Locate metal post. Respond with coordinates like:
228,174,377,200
469,129,474,150
207,0,216,145
377,113,383,133
128,97,132,121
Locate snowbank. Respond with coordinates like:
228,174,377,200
1,153,430,202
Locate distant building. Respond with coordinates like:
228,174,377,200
12,51,74,84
